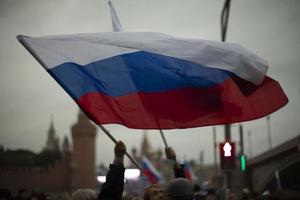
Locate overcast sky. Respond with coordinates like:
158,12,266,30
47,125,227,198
0,0,299,166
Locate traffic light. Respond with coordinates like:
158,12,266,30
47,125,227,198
240,154,247,172
219,142,236,170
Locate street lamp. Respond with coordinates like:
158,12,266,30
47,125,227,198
266,116,272,149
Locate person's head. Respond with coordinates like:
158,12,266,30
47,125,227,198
241,188,250,199
71,189,96,200
144,184,166,200
17,189,30,200
165,178,193,200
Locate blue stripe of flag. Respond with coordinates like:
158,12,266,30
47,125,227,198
48,51,232,98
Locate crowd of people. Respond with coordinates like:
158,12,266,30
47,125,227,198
96,140,197,200
1,141,300,200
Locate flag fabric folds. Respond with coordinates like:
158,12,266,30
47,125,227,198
141,157,161,184
17,32,288,129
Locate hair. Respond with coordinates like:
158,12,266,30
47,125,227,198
143,184,163,200
71,189,96,200
165,178,193,200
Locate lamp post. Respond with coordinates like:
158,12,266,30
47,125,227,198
213,126,218,174
267,116,272,149
248,130,252,159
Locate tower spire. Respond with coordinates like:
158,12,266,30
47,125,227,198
49,114,55,134
46,115,59,151
141,130,151,158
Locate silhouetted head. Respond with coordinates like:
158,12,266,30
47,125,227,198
165,178,193,200
71,189,96,200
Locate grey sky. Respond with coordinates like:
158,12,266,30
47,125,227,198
0,0,299,166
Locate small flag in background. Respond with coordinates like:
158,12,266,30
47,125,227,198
141,157,161,184
183,161,197,181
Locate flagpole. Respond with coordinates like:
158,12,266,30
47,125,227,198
109,0,169,169
98,124,142,169
17,35,49,70
213,126,218,174
18,36,142,170
159,129,180,167
159,129,169,148
103,1,142,169
108,0,123,32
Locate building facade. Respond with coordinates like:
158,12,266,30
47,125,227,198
0,111,97,194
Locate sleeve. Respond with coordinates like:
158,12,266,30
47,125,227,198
174,164,185,178
97,163,125,200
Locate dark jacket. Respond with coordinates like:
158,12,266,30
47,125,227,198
97,162,184,200
97,163,125,200
174,164,185,178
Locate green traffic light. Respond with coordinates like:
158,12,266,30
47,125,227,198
240,155,246,171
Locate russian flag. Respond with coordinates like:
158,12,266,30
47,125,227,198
17,32,288,129
141,157,161,184
183,161,197,181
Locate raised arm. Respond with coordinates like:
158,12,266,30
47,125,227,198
97,141,126,200
165,147,185,178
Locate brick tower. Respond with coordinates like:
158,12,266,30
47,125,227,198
71,110,97,190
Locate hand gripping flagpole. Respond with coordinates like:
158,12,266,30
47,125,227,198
159,129,179,167
98,124,142,169
17,35,142,170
